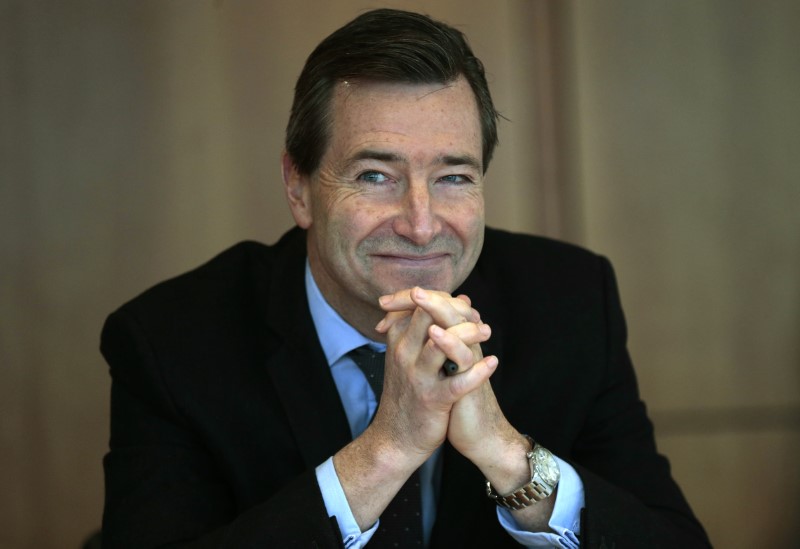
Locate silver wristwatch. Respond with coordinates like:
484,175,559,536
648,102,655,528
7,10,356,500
486,436,561,510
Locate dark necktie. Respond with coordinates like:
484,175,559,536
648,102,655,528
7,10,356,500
348,346,424,547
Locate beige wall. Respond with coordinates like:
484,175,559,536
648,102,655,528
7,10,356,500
1,1,797,547
562,3,800,547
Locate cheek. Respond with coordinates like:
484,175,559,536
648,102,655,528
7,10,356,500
324,205,382,255
310,186,359,233
357,203,392,230
340,196,394,233
445,195,485,237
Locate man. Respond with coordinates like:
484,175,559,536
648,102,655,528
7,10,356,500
100,9,709,548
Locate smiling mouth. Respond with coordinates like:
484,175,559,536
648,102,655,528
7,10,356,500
372,253,449,265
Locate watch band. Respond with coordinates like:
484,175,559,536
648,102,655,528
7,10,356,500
486,435,560,511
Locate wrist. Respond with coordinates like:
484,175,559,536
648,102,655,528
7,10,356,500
333,426,427,530
474,431,532,494
360,420,431,475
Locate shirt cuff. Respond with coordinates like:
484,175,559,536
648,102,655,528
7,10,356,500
316,457,379,549
496,456,584,548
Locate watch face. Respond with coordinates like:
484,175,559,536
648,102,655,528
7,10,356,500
534,447,560,486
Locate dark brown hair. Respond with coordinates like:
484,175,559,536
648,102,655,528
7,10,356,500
285,8,500,175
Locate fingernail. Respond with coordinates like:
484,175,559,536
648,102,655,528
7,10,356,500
379,295,393,306
375,318,387,331
479,323,491,335
430,324,444,337
414,287,428,300
486,356,498,369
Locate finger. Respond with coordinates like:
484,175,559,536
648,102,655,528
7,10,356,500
378,305,477,333
430,322,491,349
428,322,492,376
384,304,435,372
376,289,479,333
374,309,411,333
446,355,499,399
454,295,485,326
408,287,479,328
425,323,489,376
380,288,479,323
378,288,418,310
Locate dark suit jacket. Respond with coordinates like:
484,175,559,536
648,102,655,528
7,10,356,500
100,227,710,548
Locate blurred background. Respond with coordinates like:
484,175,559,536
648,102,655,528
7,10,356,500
1,1,798,547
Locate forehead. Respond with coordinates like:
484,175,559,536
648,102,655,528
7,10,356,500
325,77,482,166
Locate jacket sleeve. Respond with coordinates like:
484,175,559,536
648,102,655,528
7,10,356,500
573,257,710,548
100,308,344,549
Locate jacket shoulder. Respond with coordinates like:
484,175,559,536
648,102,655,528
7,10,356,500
482,227,600,265
127,241,270,305
478,227,609,290
112,228,305,319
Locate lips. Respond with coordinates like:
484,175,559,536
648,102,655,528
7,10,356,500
372,252,450,263
373,253,448,261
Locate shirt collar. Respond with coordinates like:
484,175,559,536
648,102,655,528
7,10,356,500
305,260,385,367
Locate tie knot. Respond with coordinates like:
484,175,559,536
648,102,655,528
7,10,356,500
348,346,385,401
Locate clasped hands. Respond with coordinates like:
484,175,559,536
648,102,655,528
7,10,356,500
370,286,519,478
334,287,551,531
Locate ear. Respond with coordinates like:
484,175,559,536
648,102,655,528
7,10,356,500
282,151,313,229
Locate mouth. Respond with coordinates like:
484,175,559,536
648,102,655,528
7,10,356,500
371,253,450,266
366,252,456,291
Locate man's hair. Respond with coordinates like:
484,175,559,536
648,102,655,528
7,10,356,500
285,8,500,175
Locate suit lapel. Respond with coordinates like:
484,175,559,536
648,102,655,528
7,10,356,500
259,229,352,468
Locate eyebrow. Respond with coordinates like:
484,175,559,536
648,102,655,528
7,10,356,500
350,149,483,171
351,149,404,164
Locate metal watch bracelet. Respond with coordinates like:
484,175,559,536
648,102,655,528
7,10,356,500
485,435,560,511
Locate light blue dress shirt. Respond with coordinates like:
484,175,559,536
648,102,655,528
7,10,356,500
306,262,583,548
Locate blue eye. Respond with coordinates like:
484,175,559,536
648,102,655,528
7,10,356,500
357,171,391,184
438,174,473,184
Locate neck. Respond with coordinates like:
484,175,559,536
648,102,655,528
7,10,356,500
327,295,388,344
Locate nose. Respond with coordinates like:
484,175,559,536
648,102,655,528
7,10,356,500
392,181,441,246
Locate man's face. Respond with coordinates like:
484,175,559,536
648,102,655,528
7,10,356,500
285,77,485,329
